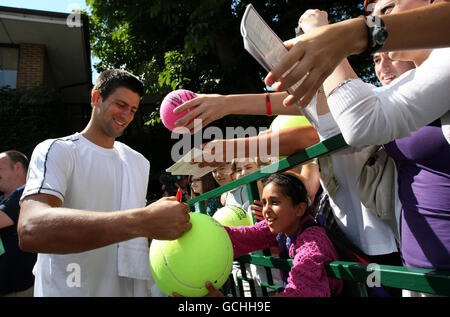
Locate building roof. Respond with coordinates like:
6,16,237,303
0,6,92,103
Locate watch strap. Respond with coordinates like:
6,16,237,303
360,15,388,56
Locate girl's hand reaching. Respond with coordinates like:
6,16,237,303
172,281,225,297
172,94,230,134
250,200,264,221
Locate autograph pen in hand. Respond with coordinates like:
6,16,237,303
176,188,182,202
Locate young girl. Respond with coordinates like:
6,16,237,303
219,172,343,297
188,173,222,216
224,157,269,211
210,162,234,207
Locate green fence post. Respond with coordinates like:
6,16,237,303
194,200,207,214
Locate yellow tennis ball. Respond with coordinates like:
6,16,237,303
270,115,310,131
149,213,233,297
213,205,253,227
270,115,311,159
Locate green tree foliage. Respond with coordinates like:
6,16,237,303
0,86,63,158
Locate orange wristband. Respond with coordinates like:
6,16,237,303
265,92,272,116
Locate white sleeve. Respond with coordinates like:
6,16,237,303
317,80,377,142
317,111,369,155
21,139,74,202
328,48,450,147
317,112,341,142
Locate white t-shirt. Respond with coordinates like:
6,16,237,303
21,133,151,297
317,113,399,256
225,186,250,211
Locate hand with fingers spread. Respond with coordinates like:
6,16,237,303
265,16,367,108
172,94,230,133
173,92,300,135
250,200,264,221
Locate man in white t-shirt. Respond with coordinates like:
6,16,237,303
18,69,192,297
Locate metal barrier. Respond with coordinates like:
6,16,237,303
186,133,450,297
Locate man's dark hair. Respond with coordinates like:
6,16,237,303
93,69,144,101
3,150,29,172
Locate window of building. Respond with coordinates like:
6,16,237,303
0,46,19,88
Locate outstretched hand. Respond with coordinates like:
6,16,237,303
172,281,225,297
265,17,366,107
250,200,264,221
204,281,225,297
173,94,230,134
189,139,229,168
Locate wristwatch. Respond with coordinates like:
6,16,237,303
361,15,388,56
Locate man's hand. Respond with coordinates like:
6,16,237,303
143,197,192,240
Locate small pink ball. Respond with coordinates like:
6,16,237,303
160,89,197,134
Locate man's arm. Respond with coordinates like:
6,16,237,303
173,92,300,133
18,193,192,254
266,1,450,107
197,125,320,166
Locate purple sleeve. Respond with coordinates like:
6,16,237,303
282,227,343,297
224,221,278,258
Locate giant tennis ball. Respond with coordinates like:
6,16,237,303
270,115,311,159
149,213,233,297
160,89,197,134
213,205,253,227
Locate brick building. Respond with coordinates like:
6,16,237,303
0,6,92,132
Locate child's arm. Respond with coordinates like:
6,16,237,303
282,226,341,297
224,220,278,258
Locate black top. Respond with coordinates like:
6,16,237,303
0,186,37,294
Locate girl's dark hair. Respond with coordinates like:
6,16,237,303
262,173,309,207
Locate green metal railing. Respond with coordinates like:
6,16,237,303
186,133,450,297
